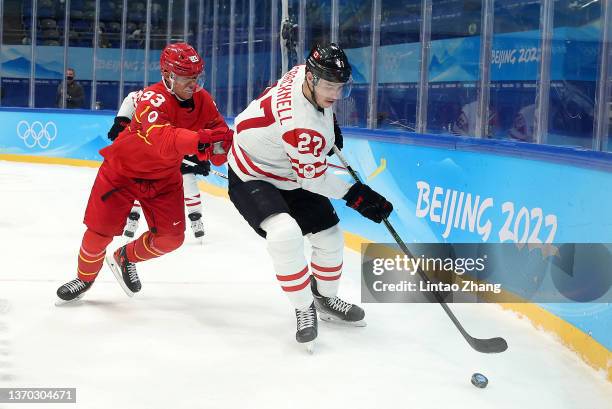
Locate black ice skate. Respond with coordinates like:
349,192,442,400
56,278,93,305
188,212,205,241
105,246,141,297
295,302,318,353
123,211,140,238
311,277,366,327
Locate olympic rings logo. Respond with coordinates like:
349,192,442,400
16,120,58,149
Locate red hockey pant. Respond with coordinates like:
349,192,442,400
77,161,185,282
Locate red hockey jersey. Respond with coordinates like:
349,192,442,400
100,81,227,179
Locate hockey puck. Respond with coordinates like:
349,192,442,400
471,373,488,388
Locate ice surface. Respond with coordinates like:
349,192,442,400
0,161,610,409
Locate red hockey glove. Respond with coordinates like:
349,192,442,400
196,128,234,166
197,126,232,145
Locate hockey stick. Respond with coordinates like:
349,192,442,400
210,169,228,179
332,146,508,354
182,159,228,179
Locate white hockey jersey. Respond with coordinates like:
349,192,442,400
117,90,143,119
228,65,351,199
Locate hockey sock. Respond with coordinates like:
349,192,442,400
261,213,312,310
125,231,184,262
184,193,202,215
77,229,113,282
308,225,344,297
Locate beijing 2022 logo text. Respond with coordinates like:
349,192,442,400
16,120,58,149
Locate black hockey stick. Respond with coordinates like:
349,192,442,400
182,159,228,179
333,146,508,354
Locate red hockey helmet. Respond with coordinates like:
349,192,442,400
160,42,204,77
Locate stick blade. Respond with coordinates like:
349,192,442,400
469,336,508,354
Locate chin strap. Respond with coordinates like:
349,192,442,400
162,74,176,95
162,73,191,102
305,73,324,112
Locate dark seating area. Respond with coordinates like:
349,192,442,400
17,0,174,48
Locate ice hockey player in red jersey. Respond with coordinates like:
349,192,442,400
108,90,211,242
227,43,393,350
56,42,232,303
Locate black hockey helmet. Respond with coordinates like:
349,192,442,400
306,43,352,83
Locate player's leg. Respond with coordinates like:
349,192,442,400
227,168,317,348
123,201,142,238
308,225,365,325
57,163,134,303
283,189,365,326
182,173,204,240
106,175,185,296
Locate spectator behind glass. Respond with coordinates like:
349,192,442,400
56,68,85,109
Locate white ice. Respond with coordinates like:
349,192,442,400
0,161,610,409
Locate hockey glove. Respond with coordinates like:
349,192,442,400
344,182,393,223
197,126,233,145
328,114,343,156
107,116,131,141
181,155,211,176
196,128,234,166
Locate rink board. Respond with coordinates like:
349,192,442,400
0,107,610,380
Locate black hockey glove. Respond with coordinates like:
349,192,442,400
107,116,131,141
328,114,343,156
344,182,393,223
181,155,211,176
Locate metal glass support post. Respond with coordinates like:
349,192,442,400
247,0,255,102
184,0,190,41
197,0,204,52
330,0,339,44
270,0,279,83
298,0,305,62
227,0,236,116
475,0,494,138
167,0,174,43
211,0,219,98
118,0,128,106
61,0,70,109
0,0,4,106
534,0,554,144
416,0,432,134
593,0,611,151
28,0,38,108
91,0,101,109
144,0,152,86
280,0,288,74
367,0,381,129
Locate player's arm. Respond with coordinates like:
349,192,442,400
283,128,392,223
282,128,351,199
135,91,230,159
108,91,141,141
196,90,234,165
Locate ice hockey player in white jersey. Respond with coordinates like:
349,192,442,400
108,90,209,242
227,43,393,351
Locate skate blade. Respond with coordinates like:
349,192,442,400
319,312,367,327
105,254,135,298
54,295,85,307
304,341,315,354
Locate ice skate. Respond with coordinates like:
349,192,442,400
311,278,366,327
105,245,141,296
123,211,140,238
188,212,205,242
56,278,93,305
295,302,318,353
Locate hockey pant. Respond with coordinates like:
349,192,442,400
77,161,186,282
125,173,202,230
